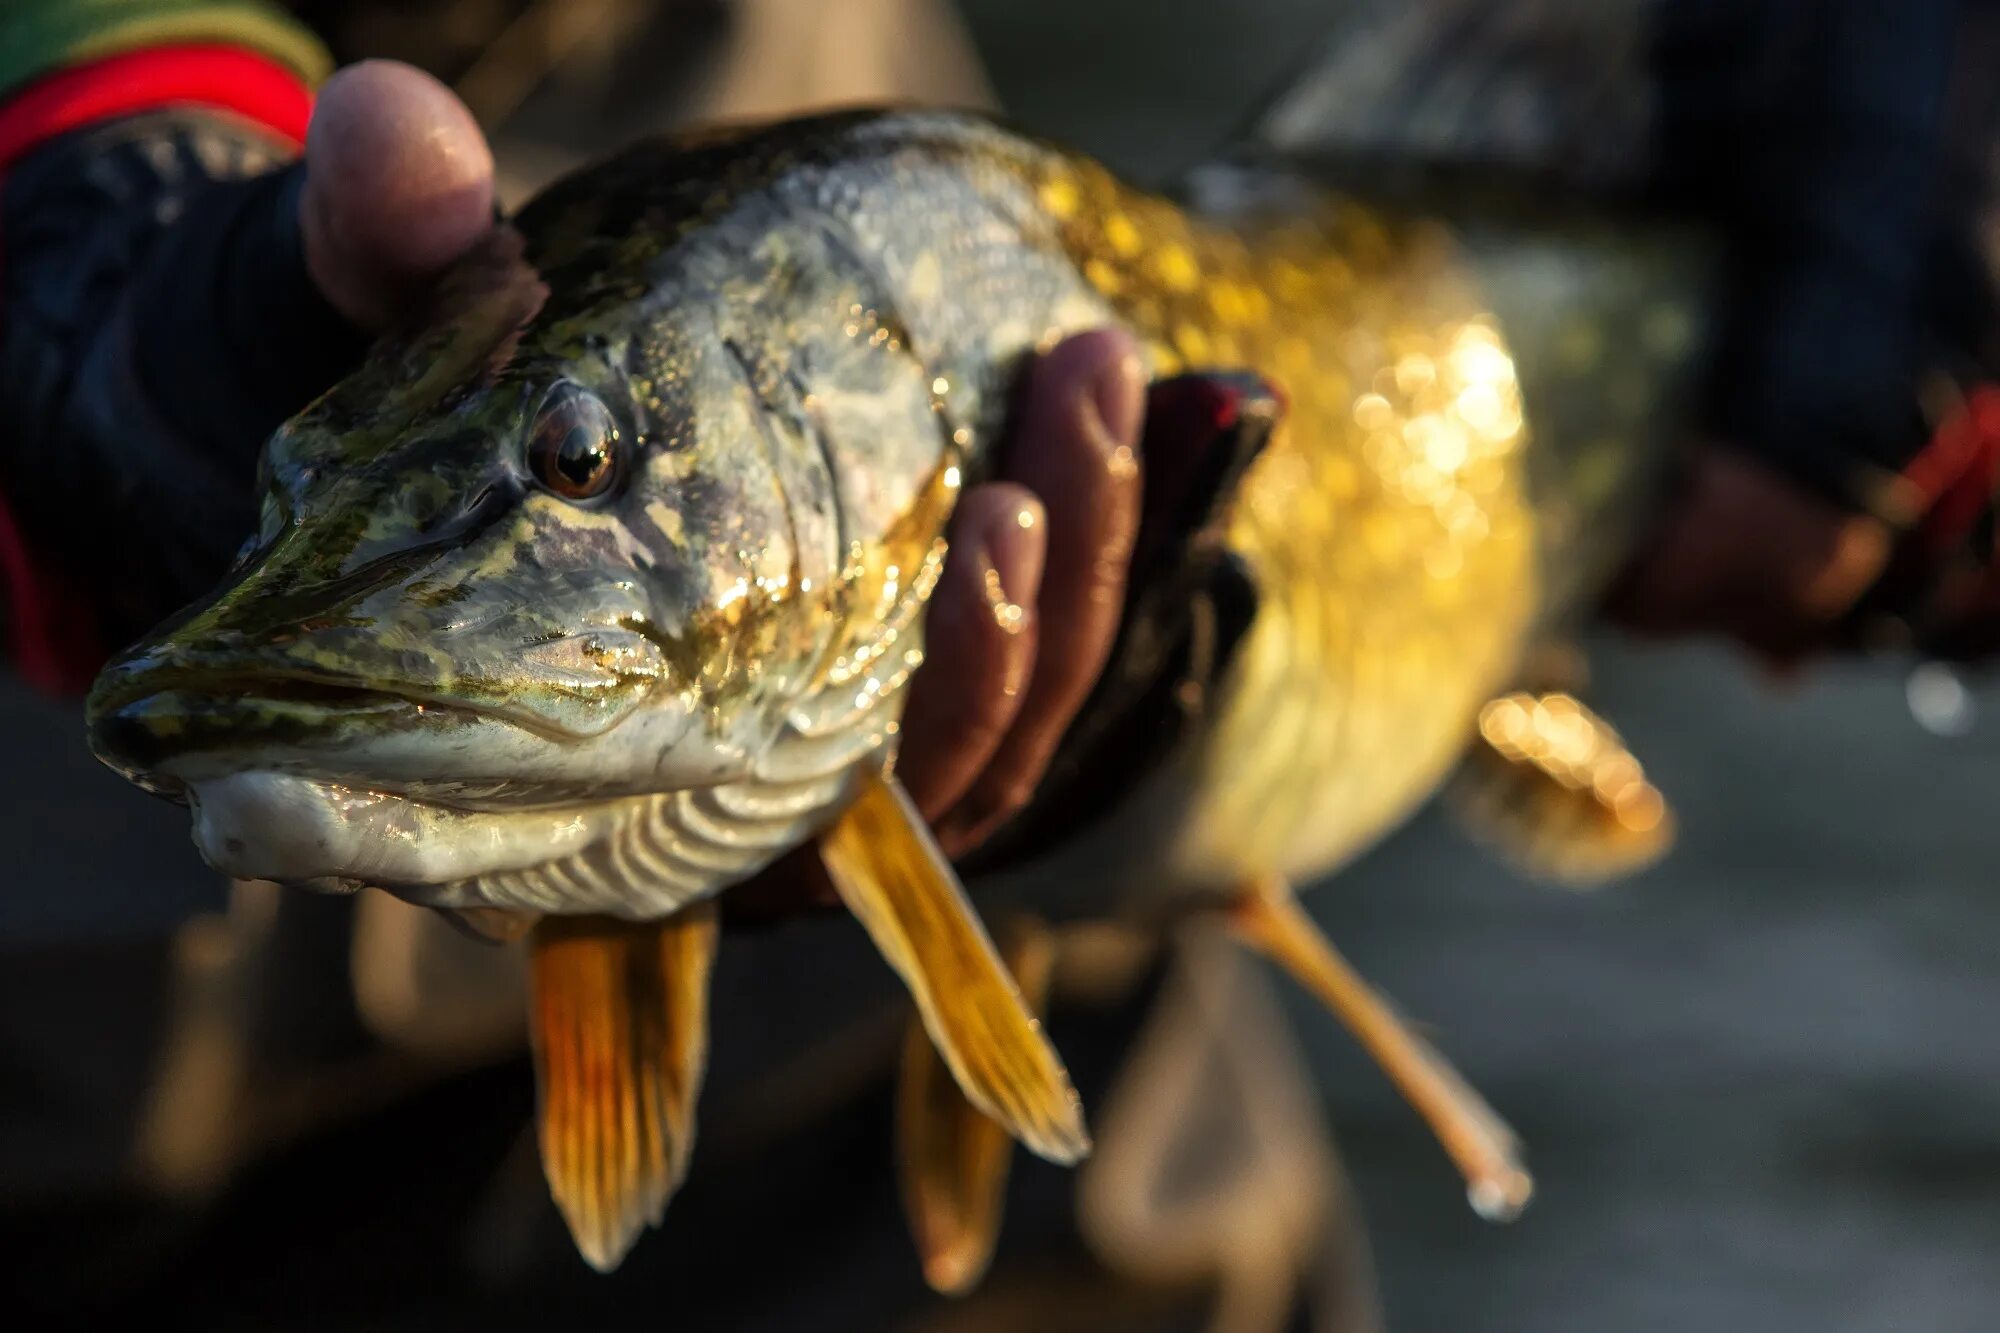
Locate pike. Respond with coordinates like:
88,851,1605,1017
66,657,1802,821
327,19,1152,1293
86,106,1708,1276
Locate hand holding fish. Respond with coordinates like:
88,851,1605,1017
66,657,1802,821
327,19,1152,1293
305,65,1153,864
16,7,1996,1293
3,58,1151,865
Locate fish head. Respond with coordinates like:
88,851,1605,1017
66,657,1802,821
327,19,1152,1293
85,203,949,893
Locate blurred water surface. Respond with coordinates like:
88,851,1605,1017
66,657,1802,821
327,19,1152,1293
1306,639,2000,1332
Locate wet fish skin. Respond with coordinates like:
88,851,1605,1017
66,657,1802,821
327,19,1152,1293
84,107,1708,922
79,105,1717,1274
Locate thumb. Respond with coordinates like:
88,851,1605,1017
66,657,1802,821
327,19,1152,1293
300,60,497,332
105,61,496,617
123,61,495,469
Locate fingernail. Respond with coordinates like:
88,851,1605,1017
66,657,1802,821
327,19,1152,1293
1088,349,1146,467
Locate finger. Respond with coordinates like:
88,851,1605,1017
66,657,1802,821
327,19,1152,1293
898,485,1048,834
726,488,1046,912
1604,448,1888,662
301,60,496,332
936,328,1144,851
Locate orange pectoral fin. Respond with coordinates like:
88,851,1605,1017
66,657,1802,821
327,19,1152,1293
820,770,1088,1166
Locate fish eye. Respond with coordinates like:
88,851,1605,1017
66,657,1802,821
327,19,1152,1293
527,385,623,501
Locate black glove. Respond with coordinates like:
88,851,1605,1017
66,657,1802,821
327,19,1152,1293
0,110,372,652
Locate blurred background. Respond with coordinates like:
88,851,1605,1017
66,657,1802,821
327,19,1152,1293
7,2,2000,1330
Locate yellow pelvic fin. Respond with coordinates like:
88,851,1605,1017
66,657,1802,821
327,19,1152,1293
528,904,718,1272
1453,691,1674,888
1228,874,1532,1222
820,770,1089,1165
897,913,1057,1295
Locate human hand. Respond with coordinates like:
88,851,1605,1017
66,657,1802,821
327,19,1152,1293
731,329,1146,916
897,329,1146,857
2,59,499,663
1604,446,1892,669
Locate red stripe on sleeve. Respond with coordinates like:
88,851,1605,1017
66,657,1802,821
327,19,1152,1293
1904,386,2000,561
0,43,312,176
0,492,100,693
0,44,315,689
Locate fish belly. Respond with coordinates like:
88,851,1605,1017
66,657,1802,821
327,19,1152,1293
1152,320,1542,894
1018,154,1548,894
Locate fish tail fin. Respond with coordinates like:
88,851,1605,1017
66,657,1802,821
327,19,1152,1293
528,905,718,1272
820,770,1089,1166
897,912,1058,1294
1228,874,1532,1222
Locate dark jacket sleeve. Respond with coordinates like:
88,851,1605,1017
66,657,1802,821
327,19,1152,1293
0,8,352,685
1650,0,2000,520
0,114,369,661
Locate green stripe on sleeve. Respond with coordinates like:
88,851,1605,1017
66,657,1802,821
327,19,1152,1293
0,2,331,99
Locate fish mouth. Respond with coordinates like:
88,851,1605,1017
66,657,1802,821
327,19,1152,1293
97,669,499,721
86,666,549,792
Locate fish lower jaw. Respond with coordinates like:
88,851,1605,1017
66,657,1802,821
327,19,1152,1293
184,767,852,920
187,771,625,890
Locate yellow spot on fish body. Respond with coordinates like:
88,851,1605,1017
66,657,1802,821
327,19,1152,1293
1173,322,1210,364
645,499,686,546
1103,212,1142,258
1153,245,1199,293
1272,258,1315,303
1037,175,1080,219
1207,282,1242,325
645,449,697,484
907,252,942,303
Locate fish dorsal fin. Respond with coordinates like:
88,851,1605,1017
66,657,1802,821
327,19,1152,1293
528,905,718,1271
896,913,1057,1294
1452,690,1674,887
819,770,1089,1165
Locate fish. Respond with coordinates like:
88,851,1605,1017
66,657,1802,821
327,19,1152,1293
85,105,1713,1275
